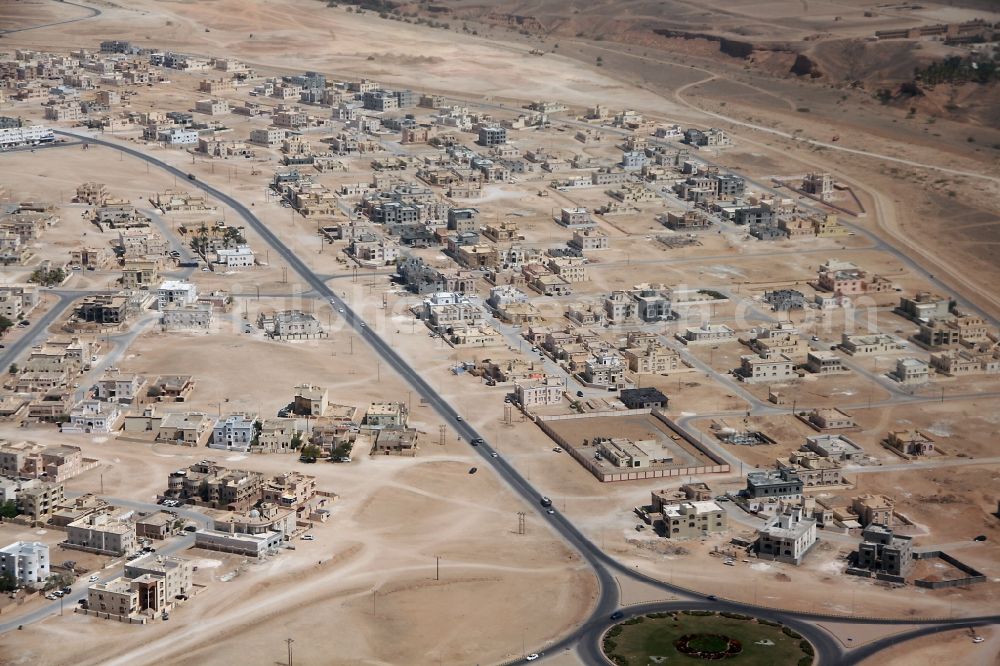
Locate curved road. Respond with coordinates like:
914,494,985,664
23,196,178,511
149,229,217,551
53,131,999,664
0,0,101,35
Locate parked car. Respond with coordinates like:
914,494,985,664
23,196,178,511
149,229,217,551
610,611,624,621
468,467,477,474
526,655,539,662
301,535,315,541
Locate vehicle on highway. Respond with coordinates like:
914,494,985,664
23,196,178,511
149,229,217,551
707,595,718,601
553,446,562,453
610,611,624,621
540,497,552,507
360,322,366,327
338,308,345,313
88,575,99,582
184,525,197,532
471,438,483,446
490,452,498,458
468,467,477,474
546,508,555,514
974,535,987,542
187,173,196,180
973,636,985,644
455,415,462,421
526,655,539,662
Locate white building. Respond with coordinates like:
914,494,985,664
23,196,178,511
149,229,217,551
514,377,565,407
0,541,50,586
157,128,199,145
215,245,255,268
210,413,256,452
756,505,817,565
0,125,55,148
62,400,121,434
157,280,198,309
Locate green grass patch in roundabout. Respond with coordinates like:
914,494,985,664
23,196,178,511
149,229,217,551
602,611,815,666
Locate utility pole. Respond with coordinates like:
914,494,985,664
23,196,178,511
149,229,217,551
285,638,294,666
438,424,446,446
435,556,440,581
517,511,526,535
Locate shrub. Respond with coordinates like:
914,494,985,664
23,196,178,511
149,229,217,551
720,612,751,620
607,626,623,638
798,657,814,666
783,626,802,639
757,618,782,627
603,639,617,652
800,640,815,656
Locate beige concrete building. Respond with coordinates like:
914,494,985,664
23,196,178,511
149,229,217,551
657,500,727,539
65,513,138,556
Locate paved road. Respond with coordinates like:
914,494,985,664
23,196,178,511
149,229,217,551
0,291,80,371
54,130,1000,665
0,0,100,34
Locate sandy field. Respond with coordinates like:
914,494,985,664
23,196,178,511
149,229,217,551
0,1,998,664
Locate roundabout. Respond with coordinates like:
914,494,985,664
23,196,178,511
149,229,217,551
602,611,814,665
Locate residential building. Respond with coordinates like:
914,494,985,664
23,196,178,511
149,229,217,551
94,372,147,404
215,245,255,269
619,387,668,410
363,402,407,429
156,412,212,446
210,413,257,452
477,126,507,147
256,310,325,340
63,400,121,434
805,351,848,375
65,513,138,556
840,333,901,355
0,541,49,586
123,553,193,604
373,426,419,456
156,280,197,309
623,342,682,375
193,528,283,559
569,228,609,252
891,358,929,386
736,353,795,383
165,461,263,512
855,525,914,577
16,482,64,523
745,468,803,500
680,323,735,345
852,494,895,527
885,430,934,456
292,384,328,417
86,576,139,618
514,377,565,407
559,207,591,227
256,419,300,453
194,98,230,115
807,408,856,430
756,505,817,565
804,434,865,463
658,501,727,539
603,291,637,323
897,292,951,323
581,353,625,389
161,302,213,330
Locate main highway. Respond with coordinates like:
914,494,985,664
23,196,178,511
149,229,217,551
53,130,1000,664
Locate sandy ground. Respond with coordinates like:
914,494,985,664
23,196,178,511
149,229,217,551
0,2,997,664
